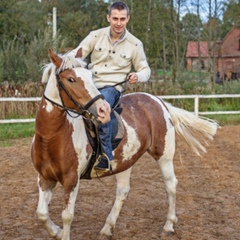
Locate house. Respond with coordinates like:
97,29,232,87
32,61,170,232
186,26,240,81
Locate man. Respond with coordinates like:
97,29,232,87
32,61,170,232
71,1,151,171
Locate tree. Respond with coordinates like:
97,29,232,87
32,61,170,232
0,0,47,44
222,0,240,36
181,13,203,41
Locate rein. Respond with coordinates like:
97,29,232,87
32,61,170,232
43,93,82,117
112,78,128,94
44,67,128,122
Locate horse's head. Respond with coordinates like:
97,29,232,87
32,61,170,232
46,49,111,124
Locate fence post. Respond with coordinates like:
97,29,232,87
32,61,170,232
194,96,199,116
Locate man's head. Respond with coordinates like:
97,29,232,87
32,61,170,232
107,2,130,36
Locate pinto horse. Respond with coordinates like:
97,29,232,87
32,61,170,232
31,49,219,240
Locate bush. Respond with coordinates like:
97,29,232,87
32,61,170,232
0,28,69,85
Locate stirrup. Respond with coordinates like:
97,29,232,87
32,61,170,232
94,153,112,172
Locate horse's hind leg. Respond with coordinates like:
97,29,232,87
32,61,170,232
99,167,132,240
157,153,178,235
36,175,62,239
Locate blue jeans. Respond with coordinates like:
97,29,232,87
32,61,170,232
98,87,121,160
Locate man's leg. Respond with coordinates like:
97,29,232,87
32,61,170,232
98,121,113,160
94,87,120,171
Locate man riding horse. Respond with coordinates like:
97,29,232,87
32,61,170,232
70,1,151,172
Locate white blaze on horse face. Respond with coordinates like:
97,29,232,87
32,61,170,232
74,68,99,98
121,119,141,161
74,67,111,123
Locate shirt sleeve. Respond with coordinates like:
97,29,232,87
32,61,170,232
70,31,96,60
132,42,151,82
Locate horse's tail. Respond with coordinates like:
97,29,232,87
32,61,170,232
164,101,219,156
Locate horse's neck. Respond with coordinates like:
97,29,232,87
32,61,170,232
37,98,86,138
39,71,87,140
38,71,71,135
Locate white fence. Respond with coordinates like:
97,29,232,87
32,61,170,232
160,94,240,116
0,94,240,124
0,97,41,124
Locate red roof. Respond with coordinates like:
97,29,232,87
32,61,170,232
186,41,209,58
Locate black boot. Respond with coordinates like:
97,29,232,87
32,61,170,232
94,156,111,172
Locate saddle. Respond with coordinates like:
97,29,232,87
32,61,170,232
80,106,124,179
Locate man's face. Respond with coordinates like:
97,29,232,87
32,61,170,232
107,9,130,35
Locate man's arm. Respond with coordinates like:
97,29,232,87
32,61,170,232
131,42,151,83
70,32,95,59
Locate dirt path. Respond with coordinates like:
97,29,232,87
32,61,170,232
0,125,240,240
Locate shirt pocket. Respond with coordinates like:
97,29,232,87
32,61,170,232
92,43,107,61
118,52,132,67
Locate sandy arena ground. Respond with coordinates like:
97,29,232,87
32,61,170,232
0,125,240,240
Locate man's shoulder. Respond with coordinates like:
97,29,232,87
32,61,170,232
89,27,109,37
125,30,142,47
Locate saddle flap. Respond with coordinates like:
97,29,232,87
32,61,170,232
112,109,124,140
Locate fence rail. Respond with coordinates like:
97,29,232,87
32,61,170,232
160,94,240,116
0,94,239,124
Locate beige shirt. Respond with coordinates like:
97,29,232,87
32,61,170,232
71,26,151,91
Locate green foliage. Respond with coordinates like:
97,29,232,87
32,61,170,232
0,37,26,83
0,28,69,84
222,0,240,36
24,29,68,82
0,0,46,43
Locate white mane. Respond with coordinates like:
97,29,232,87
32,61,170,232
41,52,87,83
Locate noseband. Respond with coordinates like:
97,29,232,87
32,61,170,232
44,69,105,124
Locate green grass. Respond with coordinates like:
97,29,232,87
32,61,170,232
0,122,35,147
205,114,240,126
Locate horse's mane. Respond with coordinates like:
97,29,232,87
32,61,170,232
41,52,87,83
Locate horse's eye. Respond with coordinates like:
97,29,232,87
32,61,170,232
68,78,75,83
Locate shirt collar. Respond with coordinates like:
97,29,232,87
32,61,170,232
109,29,126,46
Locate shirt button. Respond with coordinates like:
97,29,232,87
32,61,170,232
105,64,108,67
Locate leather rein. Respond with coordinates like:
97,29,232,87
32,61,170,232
43,69,105,124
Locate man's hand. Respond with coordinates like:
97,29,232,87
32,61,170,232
127,73,138,84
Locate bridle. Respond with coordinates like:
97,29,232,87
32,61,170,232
44,68,105,124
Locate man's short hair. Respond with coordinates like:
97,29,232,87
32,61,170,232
108,2,130,16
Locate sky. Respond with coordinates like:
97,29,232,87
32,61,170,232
179,0,226,22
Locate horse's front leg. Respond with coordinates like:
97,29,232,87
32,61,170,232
36,175,62,239
61,179,80,240
98,167,132,240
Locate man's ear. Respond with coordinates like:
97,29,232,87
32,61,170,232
106,14,110,22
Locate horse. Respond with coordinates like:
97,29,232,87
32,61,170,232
31,49,219,240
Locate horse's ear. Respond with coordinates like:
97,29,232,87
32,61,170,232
75,48,83,58
48,48,62,68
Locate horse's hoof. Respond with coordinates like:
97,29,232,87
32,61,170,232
161,229,175,237
160,229,179,240
97,233,112,240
